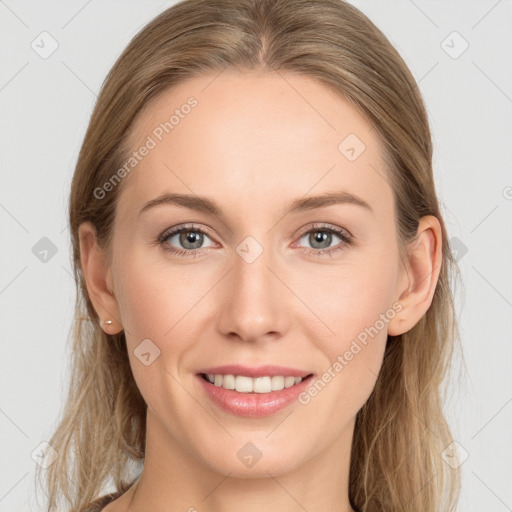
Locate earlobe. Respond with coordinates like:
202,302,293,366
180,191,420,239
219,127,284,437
78,222,123,334
387,215,442,337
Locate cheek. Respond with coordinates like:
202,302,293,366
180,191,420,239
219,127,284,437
111,243,222,397
111,248,201,417
113,241,209,342
303,247,399,351
297,249,398,411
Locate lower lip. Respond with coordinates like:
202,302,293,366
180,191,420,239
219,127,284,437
196,374,314,418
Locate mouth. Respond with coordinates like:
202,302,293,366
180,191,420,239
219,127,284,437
194,364,315,417
198,372,314,394
195,367,315,418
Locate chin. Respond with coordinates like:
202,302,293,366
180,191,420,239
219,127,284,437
195,436,307,478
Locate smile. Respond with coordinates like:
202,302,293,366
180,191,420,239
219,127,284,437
201,373,308,393
196,370,315,418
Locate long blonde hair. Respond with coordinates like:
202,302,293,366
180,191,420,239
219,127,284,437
36,0,462,510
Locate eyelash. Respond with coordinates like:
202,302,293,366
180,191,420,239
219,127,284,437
157,223,353,259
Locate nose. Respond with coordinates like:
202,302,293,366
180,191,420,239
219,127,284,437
216,240,290,344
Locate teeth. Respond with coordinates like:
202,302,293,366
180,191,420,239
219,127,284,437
205,374,304,393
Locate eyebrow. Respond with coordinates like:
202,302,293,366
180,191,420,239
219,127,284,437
138,190,373,219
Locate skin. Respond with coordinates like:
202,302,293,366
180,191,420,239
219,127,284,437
79,69,442,512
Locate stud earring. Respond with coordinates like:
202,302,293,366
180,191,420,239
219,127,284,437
102,319,113,327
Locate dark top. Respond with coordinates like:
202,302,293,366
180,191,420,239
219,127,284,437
80,490,122,511
80,481,134,512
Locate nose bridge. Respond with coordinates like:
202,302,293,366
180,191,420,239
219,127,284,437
216,233,288,342
236,236,274,300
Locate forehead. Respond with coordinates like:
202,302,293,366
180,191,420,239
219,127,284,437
118,69,393,221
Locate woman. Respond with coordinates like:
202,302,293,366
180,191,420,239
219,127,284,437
37,0,462,510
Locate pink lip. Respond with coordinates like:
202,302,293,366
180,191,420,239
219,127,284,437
197,364,311,378
196,373,314,418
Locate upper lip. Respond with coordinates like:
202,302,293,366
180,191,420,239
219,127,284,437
197,364,313,379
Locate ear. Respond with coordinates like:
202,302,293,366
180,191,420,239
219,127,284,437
387,215,442,336
78,221,123,335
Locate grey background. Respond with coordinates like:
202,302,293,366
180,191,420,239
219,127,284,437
1,0,511,510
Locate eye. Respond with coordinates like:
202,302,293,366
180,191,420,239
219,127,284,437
158,224,215,257
295,223,353,257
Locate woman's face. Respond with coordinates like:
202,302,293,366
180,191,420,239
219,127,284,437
106,70,407,477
